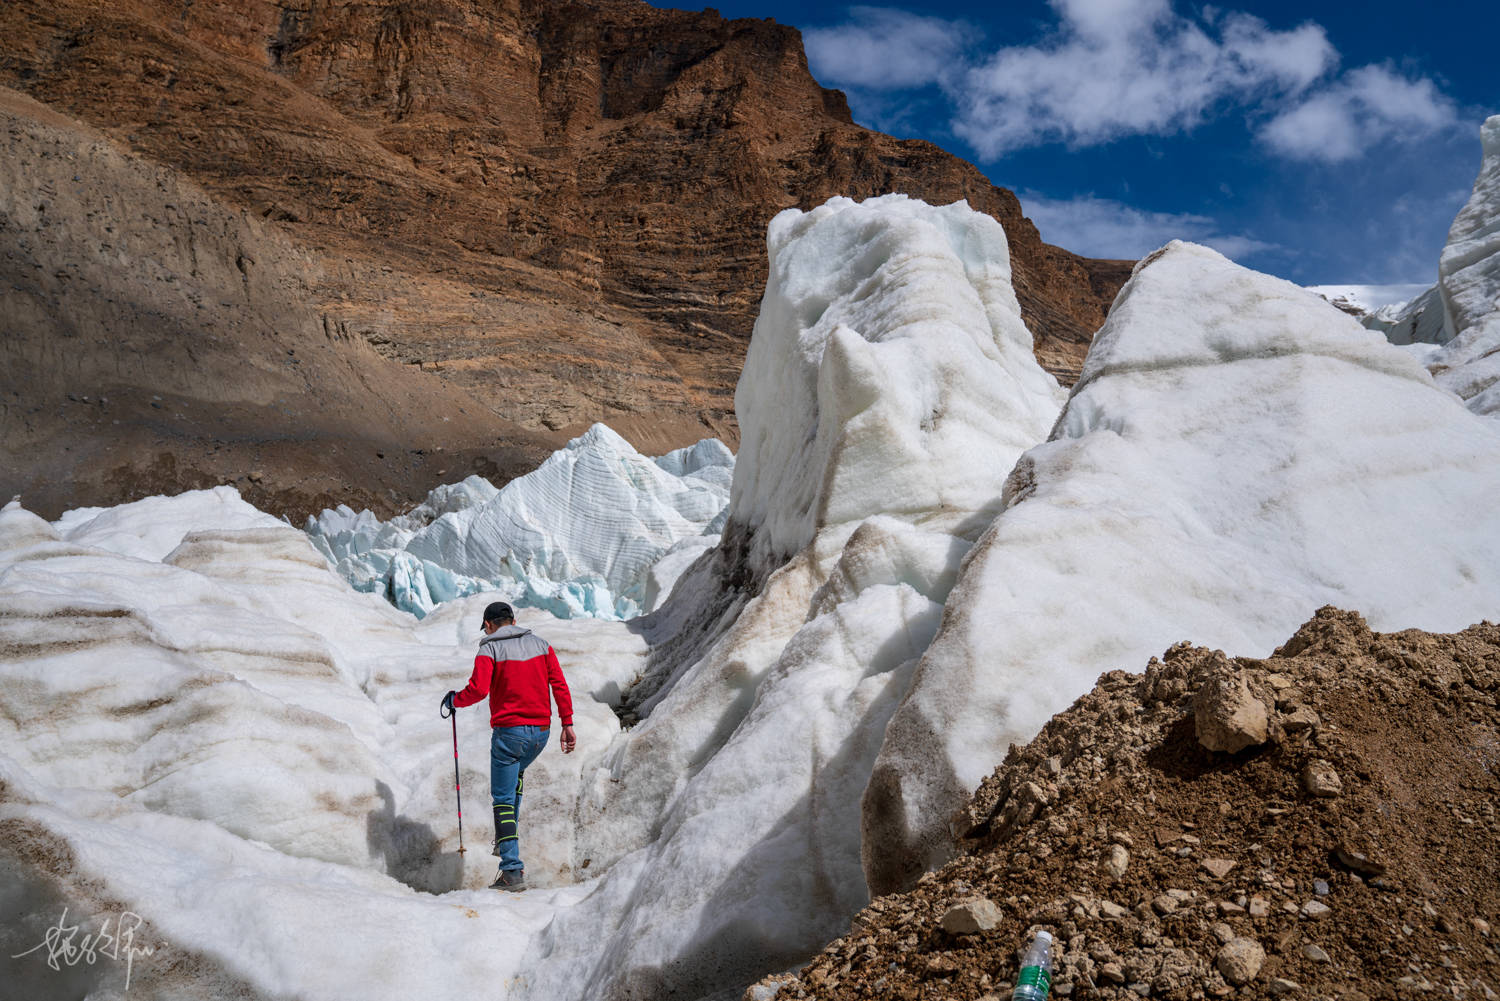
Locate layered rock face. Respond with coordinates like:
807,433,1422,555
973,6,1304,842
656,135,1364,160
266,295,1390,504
0,88,557,519
0,0,1128,489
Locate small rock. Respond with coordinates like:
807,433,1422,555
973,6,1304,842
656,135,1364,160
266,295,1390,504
247,470,264,483
1098,900,1128,920
1248,897,1271,918
1301,900,1332,920
1218,900,1246,915
1111,831,1135,848
940,898,1004,935
1211,922,1236,944
1215,938,1266,986
1301,760,1343,797
1302,943,1331,963
1152,894,1180,915
1313,879,1329,896
1473,917,1491,937
1334,844,1386,877
1270,978,1302,996
924,954,959,976
1281,704,1321,733
1201,858,1236,879
1129,982,1152,997
1100,962,1127,984
1194,672,1270,752
1101,844,1130,879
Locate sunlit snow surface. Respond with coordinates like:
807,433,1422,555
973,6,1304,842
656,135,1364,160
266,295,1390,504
305,424,733,620
869,240,1500,885
7,197,1500,1001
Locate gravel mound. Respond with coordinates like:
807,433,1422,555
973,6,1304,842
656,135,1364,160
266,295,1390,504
752,607,1500,1001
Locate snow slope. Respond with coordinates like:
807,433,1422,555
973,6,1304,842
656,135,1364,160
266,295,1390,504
865,240,1500,891
306,424,733,619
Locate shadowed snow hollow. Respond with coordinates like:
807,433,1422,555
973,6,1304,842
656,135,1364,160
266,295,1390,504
863,240,1500,894
305,424,733,619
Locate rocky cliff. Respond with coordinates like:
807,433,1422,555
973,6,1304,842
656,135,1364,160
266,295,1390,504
0,0,1129,512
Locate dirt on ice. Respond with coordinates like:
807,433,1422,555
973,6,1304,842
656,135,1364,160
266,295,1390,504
753,608,1500,1001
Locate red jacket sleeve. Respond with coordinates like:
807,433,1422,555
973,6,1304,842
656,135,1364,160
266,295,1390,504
547,647,574,725
452,655,494,709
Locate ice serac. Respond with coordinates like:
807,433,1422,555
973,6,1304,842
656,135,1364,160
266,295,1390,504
522,194,1064,1001
1431,115,1500,415
1360,117,1500,415
305,425,733,619
865,240,1500,894
728,194,1065,578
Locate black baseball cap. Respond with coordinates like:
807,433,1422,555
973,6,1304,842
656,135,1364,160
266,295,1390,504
483,601,514,624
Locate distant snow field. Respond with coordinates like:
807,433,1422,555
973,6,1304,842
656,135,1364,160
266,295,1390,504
1306,282,1432,313
6,124,1500,1000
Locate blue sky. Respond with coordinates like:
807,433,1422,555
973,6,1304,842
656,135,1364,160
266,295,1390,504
685,0,1497,285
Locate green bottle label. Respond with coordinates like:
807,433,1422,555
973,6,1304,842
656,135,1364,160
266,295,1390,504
1017,965,1051,998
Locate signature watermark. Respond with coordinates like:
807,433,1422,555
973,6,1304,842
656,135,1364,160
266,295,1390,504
11,907,157,990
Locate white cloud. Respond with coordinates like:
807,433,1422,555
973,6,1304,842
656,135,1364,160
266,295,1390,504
952,0,1336,157
1019,190,1278,261
803,7,971,91
1260,65,1461,163
802,2,1459,165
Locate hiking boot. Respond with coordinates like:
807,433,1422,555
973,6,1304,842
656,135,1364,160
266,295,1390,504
489,869,526,892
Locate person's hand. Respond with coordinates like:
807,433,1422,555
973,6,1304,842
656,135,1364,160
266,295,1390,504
560,724,576,754
440,691,456,716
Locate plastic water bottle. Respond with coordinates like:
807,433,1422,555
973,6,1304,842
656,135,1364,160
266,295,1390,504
1011,929,1054,1001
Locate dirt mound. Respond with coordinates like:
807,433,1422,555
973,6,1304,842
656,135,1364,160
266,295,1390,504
756,608,1500,1001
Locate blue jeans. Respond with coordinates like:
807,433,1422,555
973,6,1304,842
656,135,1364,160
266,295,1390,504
490,725,548,872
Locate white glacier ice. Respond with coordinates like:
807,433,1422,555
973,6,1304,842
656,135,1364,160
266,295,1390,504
305,424,734,620
520,193,1065,1000
864,240,1500,890
8,193,1500,1001
1429,115,1500,416
1357,116,1500,416
0,193,1065,1001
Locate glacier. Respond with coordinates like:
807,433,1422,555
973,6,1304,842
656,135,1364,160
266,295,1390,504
1358,115,1500,416
865,239,1500,890
6,191,1500,1001
305,424,734,620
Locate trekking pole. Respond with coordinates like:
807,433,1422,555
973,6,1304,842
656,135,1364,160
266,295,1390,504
440,696,466,855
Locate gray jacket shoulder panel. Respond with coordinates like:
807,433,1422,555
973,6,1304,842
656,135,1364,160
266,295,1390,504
479,626,551,661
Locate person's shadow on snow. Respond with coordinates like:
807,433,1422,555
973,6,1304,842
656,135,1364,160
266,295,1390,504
367,780,465,894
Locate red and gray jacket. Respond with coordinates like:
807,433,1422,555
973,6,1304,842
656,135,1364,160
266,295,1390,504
453,624,574,728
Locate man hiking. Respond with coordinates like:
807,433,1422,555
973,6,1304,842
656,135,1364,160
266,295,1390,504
442,601,575,891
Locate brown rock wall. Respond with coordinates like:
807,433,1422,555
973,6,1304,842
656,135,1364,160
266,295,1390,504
0,0,1130,508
